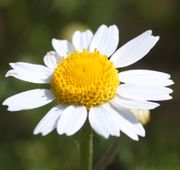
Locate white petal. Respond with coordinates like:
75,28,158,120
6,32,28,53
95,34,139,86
111,96,159,110
33,104,67,136
110,30,159,68
2,89,54,111
89,107,109,139
52,39,74,57
5,62,52,84
57,105,87,136
89,105,120,139
72,30,93,51
118,84,173,101
119,69,174,86
109,103,145,137
43,51,62,70
104,103,143,140
89,25,119,56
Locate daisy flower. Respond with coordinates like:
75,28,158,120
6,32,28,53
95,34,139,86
3,25,173,140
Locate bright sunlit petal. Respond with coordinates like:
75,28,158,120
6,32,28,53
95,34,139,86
57,105,87,136
111,96,160,110
110,30,159,68
3,89,54,111
90,25,119,56
33,104,67,136
119,69,174,86
6,62,52,84
72,30,93,51
89,105,120,138
118,84,173,101
52,39,74,57
43,51,62,70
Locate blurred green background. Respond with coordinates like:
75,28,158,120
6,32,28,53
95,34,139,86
0,0,180,170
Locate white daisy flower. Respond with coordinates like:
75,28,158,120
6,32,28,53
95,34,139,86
2,25,173,140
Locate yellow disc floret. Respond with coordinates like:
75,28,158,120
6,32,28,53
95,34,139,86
51,50,119,108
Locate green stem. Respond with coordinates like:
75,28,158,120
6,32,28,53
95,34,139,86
78,122,93,170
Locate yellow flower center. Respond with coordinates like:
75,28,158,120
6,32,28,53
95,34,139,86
51,50,119,108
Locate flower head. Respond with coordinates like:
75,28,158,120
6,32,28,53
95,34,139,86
3,25,173,140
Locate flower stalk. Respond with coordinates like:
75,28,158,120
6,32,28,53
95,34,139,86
78,122,93,170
